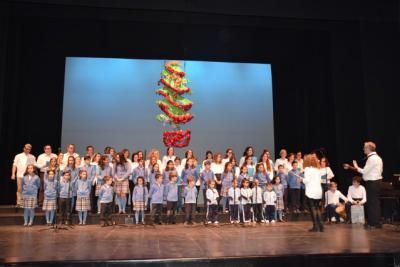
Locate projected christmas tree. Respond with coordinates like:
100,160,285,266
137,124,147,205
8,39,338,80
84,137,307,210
156,61,193,148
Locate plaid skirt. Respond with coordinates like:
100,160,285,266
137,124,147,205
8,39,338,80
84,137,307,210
75,196,91,211
276,196,284,210
42,199,57,211
133,201,146,211
23,197,37,209
114,180,129,195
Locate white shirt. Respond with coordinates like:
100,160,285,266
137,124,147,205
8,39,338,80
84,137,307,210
274,158,291,173
13,153,36,177
296,159,304,172
347,185,367,204
357,152,383,181
175,165,183,177
252,186,264,204
162,155,176,167
206,188,219,205
325,190,347,207
210,162,224,175
36,153,57,172
240,188,253,204
263,190,277,206
319,167,334,184
228,187,241,204
61,152,80,170
302,167,322,199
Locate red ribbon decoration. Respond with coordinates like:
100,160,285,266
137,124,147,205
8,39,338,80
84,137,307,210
163,130,191,148
158,102,194,124
159,78,191,94
156,90,192,111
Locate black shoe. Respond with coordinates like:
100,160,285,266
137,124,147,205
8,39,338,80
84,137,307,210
308,227,319,232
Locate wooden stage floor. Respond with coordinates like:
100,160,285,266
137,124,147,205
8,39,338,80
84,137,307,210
0,222,399,266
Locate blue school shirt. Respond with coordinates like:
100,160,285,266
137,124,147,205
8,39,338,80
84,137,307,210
247,165,256,180
149,183,164,204
277,172,288,188
149,171,160,185
164,182,178,202
113,163,131,181
200,169,214,190
132,166,148,184
75,177,93,198
254,172,270,187
288,169,302,189
132,185,149,202
97,165,112,185
221,172,234,189
163,169,175,185
81,164,95,180
59,177,73,198
182,167,199,185
22,175,40,197
99,184,113,203
63,166,79,196
44,176,58,200
184,186,198,203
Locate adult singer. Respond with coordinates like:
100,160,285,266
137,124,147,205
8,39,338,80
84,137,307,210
344,141,383,228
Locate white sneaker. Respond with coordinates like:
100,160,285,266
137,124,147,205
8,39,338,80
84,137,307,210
271,220,276,223
261,219,266,223
207,221,212,224
214,221,219,224
266,220,270,224
331,217,337,222
340,217,344,223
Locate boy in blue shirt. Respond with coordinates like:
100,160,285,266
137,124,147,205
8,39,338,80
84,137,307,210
99,176,114,227
149,174,164,225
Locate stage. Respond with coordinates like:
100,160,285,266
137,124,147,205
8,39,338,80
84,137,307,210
0,222,399,267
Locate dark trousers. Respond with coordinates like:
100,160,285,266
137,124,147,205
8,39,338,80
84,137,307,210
265,205,276,221
38,172,45,206
229,204,239,221
167,201,177,223
242,204,252,222
326,204,340,221
202,189,208,211
90,185,97,212
253,203,263,222
365,180,382,226
129,180,135,205
307,197,323,230
185,203,195,222
151,203,163,224
100,202,112,224
207,204,218,222
289,188,300,210
283,188,288,210
59,198,71,223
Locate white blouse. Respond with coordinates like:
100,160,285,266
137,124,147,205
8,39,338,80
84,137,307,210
302,167,322,199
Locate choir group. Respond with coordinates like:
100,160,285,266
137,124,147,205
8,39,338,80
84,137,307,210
11,143,366,230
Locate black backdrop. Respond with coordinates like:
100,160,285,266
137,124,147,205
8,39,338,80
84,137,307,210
0,0,399,204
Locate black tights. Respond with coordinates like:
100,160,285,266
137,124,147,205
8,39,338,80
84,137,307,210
307,197,323,231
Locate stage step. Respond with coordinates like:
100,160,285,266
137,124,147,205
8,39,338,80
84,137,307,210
0,205,310,225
